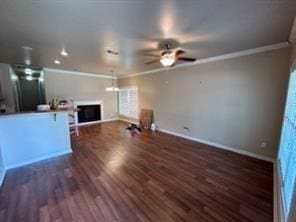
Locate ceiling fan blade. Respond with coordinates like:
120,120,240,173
144,53,159,57
177,57,196,62
175,49,186,56
146,60,159,64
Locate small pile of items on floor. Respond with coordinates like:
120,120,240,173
126,109,155,136
126,123,142,136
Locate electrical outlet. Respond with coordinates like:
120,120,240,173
183,126,190,131
260,142,267,148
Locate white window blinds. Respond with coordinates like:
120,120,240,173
278,69,296,218
119,87,139,119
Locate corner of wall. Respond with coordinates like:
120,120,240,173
119,116,139,125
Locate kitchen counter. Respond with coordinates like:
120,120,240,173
0,110,72,170
0,108,79,118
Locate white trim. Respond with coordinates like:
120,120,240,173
118,87,139,119
43,42,289,80
0,168,6,186
100,118,119,123
44,68,117,79
119,42,290,79
5,149,72,170
119,117,139,125
158,128,275,163
73,100,104,125
77,120,103,126
73,100,103,106
77,118,119,126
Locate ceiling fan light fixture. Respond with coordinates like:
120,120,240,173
160,54,175,67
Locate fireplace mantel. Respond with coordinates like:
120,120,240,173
73,100,104,125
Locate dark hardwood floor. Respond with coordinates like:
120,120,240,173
0,120,273,222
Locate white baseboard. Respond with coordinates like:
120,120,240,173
158,128,275,163
100,118,119,123
78,118,119,126
159,127,279,221
119,118,139,125
5,149,72,170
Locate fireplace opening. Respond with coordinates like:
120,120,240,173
77,104,101,123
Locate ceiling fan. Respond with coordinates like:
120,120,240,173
145,43,196,67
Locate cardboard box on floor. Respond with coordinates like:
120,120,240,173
139,109,153,129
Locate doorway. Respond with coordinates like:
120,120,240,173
13,66,46,112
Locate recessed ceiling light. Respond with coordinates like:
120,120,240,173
54,59,61,64
26,76,33,81
24,59,31,65
61,49,68,56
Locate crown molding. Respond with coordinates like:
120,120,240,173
44,68,117,79
119,41,290,79
44,42,290,80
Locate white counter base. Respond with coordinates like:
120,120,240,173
0,111,72,185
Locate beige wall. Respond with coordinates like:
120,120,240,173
291,42,296,68
119,48,291,158
290,17,296,69
44,70,118,120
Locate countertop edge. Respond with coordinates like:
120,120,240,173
0,110,74,119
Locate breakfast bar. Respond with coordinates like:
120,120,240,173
0,110,72,169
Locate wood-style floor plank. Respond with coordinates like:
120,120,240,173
0,120,273,221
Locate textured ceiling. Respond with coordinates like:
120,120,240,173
0,0,295,76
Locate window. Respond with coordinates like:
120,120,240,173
119,86,139,119
278,69,296,219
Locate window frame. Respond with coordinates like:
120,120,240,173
118,86,139,119
278,67,296,221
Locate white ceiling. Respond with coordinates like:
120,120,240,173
0,0,295,76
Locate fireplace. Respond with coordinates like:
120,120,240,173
73,100,103,125
77,104,101,123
